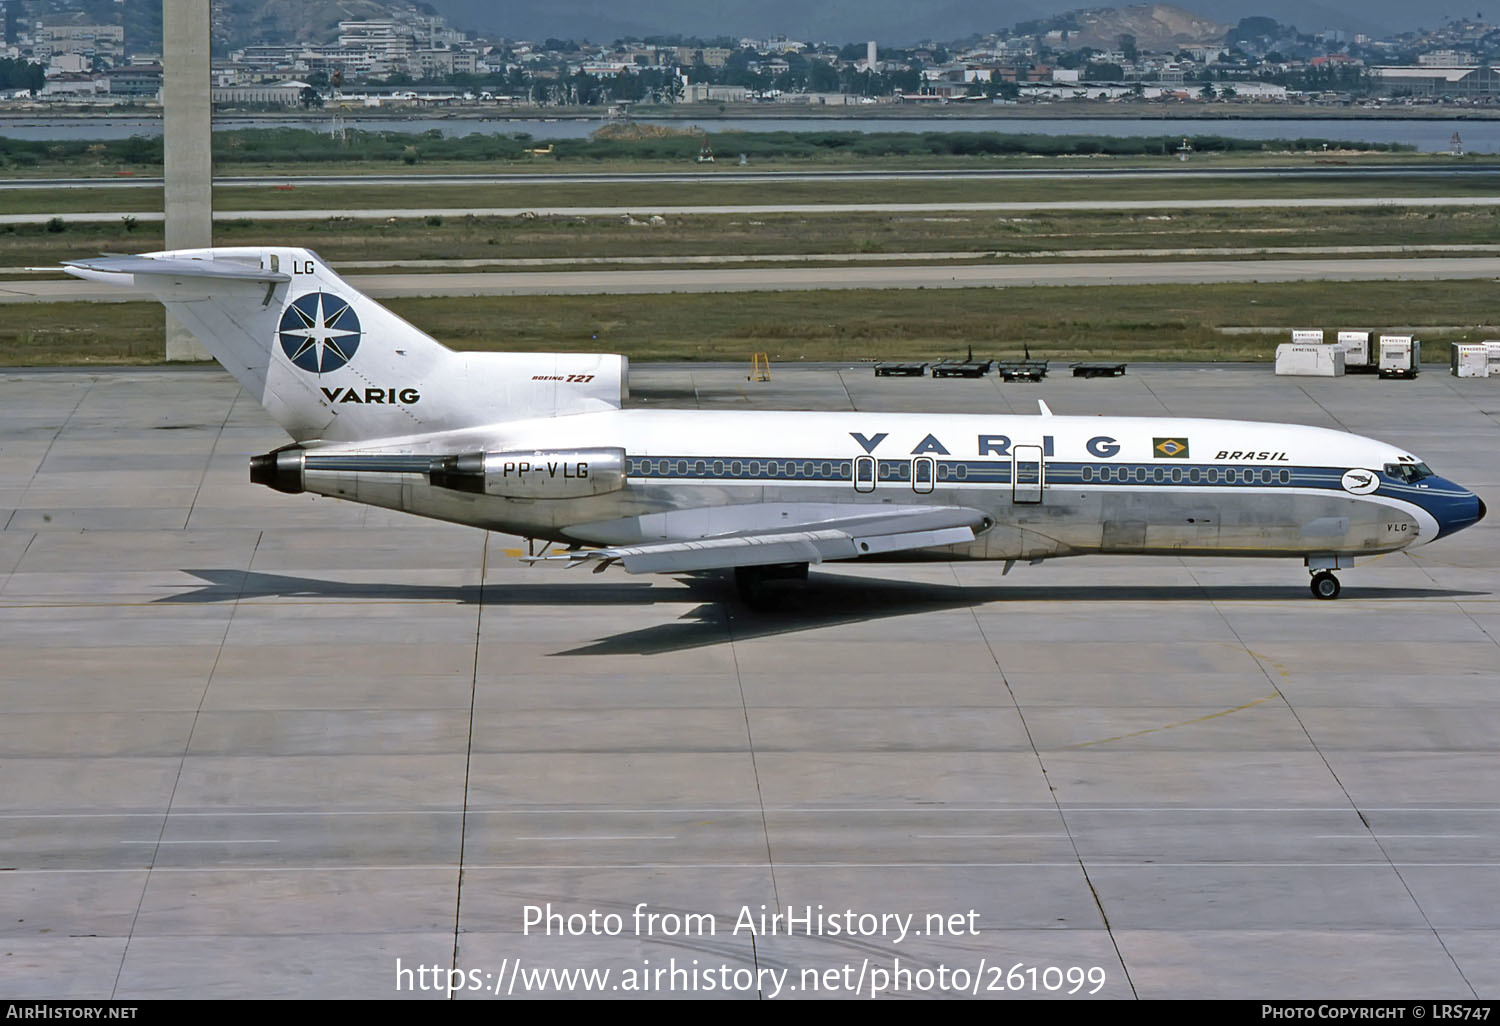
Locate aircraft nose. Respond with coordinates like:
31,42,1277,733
1427,480,1487,540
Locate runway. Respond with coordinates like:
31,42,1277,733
10,163,1500,189
11,256,1500,303
1,362,1496,998
9,194,1500,226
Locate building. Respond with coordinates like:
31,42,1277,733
1372,65,1500,97
34,23,123,61
102,64,162,98
683,82,748,102
211,80,311,106
675,46,731,68
40,72,100,97
1417,50,1479,67
338,20,414,61
575,60,633,77
46,52,87,75
2,1,19,47
409,47,454,78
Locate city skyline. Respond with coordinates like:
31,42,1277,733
427,0,1474,44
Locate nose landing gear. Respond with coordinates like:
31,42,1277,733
1309,570,1341,600
1305,555,1353,600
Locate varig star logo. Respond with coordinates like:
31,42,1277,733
279,292,361,373
1153,437,1190,459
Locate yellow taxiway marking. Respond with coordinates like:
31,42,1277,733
1060,692,1279,750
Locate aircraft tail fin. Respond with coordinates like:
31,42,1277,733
64,248,627,444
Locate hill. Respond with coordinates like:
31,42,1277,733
1058,4,1231,50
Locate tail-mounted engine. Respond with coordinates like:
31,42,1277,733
251,446,628,501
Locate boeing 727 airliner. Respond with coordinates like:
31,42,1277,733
64,248,1486,604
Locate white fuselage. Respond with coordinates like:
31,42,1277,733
288,409,1469,561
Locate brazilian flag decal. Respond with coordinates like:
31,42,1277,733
1153,437,1190,459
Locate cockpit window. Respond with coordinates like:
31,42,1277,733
1383,462,1434,483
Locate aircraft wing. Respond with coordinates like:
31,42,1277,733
540,505,987,574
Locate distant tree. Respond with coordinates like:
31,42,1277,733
0,56,44,95
1228,16,1283,47
807,60,841,92
568,71,603,104
889,65,920,92
1117,33,1138,62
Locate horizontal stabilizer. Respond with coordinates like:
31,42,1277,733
62,255,290,284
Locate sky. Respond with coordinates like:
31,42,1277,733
426,1,1479,45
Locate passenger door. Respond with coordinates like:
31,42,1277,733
1012,445,1043,504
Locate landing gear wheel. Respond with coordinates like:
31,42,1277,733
1309,571,1341,600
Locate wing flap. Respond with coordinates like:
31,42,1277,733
537,505,985,574
603,530,846,573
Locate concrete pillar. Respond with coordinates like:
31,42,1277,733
162,0,212,361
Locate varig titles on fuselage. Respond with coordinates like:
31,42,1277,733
848,431,1289,462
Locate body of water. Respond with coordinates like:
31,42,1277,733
0,114,1493,152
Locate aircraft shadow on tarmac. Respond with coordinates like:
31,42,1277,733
160,568,1483,657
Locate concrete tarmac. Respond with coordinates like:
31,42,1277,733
1,362,1497,999
11,256,1500,303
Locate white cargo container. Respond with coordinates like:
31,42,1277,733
1291,329,1325,345
1378,335,1420,378
1483,340,1500,376
1336,330,1372,372
1452,343,1489,377
1276,343,1346,376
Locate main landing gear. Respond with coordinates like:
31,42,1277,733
734,562,808,610
1309,570,1341,600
